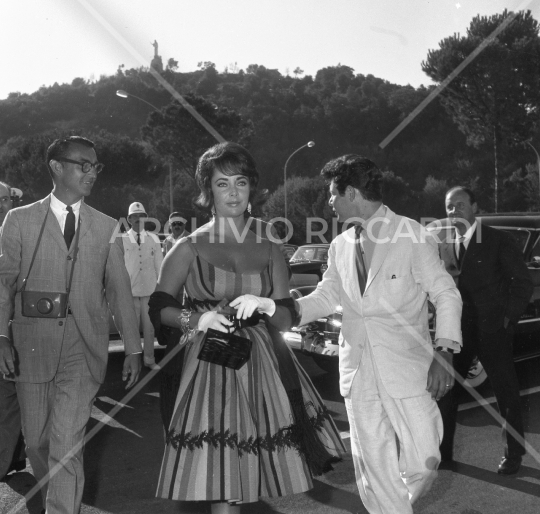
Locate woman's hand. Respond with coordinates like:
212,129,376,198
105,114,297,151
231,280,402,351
197,311,233,333
229,295,276,319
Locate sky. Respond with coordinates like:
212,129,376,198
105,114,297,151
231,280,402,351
0,0,539,100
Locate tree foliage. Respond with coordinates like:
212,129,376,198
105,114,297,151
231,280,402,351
2,18,540,228
141,94,251,182
422,9,540,210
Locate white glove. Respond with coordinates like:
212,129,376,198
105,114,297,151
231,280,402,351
229,295,276,319
197,311,233,333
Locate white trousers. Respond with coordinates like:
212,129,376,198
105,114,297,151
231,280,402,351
345,341,442,514
133,296,155,360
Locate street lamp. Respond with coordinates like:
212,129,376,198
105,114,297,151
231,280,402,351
283,141,315,220
116,90,174,213
526,141,540,203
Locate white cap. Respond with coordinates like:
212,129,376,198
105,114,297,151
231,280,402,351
128,202,146,216
10,187,23,199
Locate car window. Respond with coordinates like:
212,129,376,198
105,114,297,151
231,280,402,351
531,234,540,261
291,245,330,262
317,249,328,261
498,229,530,254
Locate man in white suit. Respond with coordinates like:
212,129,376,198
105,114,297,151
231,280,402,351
296,155,462,514
0,136,142,514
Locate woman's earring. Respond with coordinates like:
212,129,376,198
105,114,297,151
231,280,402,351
247,202,252,214
211,205,216,216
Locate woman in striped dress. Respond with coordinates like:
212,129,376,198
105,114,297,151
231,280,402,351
151,142,345,513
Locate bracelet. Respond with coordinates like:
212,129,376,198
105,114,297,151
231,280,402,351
176,309,193,333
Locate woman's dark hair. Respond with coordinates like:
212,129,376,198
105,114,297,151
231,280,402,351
195,142,259,212
321,154,383,202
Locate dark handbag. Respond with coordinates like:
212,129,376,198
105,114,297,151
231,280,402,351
197,328,252,370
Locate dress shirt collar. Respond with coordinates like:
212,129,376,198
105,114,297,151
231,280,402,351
359,203,386,234
127,228,149,244
457,220,477,249
50,193,82,214
128,228,148,237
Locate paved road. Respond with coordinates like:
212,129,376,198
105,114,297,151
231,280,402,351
1,345,540,514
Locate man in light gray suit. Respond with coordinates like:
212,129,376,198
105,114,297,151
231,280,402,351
0,136,142,514
296,155,462,514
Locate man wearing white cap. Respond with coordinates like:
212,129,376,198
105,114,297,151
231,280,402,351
123,202,163,369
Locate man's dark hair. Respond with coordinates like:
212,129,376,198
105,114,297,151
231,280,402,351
446,186,476,205
46,136,95,177
321,154,383,201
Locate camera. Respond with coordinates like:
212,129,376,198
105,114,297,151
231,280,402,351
21,291,68,318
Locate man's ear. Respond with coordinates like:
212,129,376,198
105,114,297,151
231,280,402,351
472,202,478,215
346,185,356,201
49,160,63,178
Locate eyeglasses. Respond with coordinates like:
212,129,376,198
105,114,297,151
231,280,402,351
171,222,184,227
57,158,104,174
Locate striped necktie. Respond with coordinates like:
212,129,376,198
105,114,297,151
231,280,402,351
355,225,367,295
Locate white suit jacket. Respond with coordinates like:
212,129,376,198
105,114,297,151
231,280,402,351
122,229,163,297
298,207,462,398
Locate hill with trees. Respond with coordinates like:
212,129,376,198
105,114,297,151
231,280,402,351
1,10,539,243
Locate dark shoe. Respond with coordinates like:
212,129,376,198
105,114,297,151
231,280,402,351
438,459,456,471
8,460,26,474
497,456,522,475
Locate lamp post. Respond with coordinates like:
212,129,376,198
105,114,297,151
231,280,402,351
283,141,315,220
116,89,174,213
526,141,540,203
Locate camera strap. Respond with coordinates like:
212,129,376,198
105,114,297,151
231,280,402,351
21,204,81,296
21,206,50,293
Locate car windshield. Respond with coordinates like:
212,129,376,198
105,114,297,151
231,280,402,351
291,246,329,262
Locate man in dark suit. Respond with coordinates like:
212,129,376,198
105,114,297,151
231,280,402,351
436,186,533,475
0,136,142,513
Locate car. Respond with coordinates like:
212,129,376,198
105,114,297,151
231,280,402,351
289,244,329,288
282,244,298,262
284,215,540,387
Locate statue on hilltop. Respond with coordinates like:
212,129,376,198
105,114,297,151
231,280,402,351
150,40,163,73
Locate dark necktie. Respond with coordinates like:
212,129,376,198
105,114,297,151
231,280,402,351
355,225,368,295
136,232,141,246
457,238,466,268
64,206,76,249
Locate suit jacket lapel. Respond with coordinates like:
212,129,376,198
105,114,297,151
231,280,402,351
365,209,393,292
461,224,481,268
41,195,68,253
440,235,458,269
339,228,363,307
78,201,94,246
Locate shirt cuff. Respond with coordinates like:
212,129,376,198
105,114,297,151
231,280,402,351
434,340,461,354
